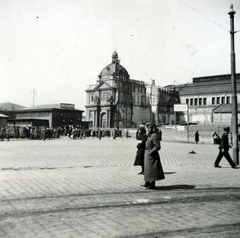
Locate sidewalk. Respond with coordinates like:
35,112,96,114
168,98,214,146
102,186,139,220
0,137,239,237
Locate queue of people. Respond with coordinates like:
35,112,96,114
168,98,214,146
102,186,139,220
0,124,127,141
0,126,63,141
65,126,128,141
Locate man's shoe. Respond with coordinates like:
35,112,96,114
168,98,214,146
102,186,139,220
214,165,221,168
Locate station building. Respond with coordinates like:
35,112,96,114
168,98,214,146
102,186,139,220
175,74,240,124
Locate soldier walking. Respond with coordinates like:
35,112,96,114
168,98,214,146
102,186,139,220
214,127,237,168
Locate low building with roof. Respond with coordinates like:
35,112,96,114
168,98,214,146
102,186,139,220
0,102,26,127
9,103,87,128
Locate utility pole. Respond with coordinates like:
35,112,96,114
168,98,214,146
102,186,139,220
229,4,239,165
31,88,37,106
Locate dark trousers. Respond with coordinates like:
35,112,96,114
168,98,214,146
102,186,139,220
214,150,236,167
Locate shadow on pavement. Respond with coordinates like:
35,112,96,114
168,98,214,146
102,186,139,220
164,172,176,174
155,184,195,190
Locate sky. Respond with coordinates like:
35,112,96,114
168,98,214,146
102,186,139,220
0,0,240,113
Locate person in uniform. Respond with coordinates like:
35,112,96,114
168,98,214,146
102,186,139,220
214,127,237,168
142,123,165,189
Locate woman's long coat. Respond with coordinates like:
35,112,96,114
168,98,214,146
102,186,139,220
144,132,165,181
133,136,146,166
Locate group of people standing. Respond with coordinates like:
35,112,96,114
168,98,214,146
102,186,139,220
133,124,238,190
0,127,10,141
134,123,165,190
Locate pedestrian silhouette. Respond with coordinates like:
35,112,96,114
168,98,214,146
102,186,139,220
214,127,236,168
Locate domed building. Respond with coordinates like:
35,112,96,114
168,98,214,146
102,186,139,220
85,51,180,129
98,51,130,80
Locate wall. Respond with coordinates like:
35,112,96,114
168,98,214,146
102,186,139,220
132,105,151,126
0,118,7,126
213,112,240,124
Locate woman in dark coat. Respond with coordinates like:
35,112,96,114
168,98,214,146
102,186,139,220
143,123,165,189
133,127,146,174
195,130,199,144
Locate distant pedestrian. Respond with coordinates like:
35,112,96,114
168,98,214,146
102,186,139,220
97,128,102,140
68,126,72,138
126,129,129,138
112,128,117,140
72,128,77,139
214,127,236,168
142,123,165,189
0,127,5,141
195,130,199,144
133,126,146,175
6,127,10,141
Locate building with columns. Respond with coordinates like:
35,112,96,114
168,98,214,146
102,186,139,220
85,51,180,128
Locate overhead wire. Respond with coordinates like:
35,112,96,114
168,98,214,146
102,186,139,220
178,0,234,32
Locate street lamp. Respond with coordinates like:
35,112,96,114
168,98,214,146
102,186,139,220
228,4,239,165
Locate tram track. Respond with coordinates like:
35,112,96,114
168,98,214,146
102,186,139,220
1,188,240,218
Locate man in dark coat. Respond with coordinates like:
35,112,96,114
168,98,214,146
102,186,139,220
143,123,165,189
214,127,236,168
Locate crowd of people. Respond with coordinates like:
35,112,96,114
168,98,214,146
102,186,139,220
0,126,62,141
0,125,127,141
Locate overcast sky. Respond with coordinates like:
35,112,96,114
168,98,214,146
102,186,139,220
0,0,240,112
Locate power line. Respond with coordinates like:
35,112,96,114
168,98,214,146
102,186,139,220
179,0,230,32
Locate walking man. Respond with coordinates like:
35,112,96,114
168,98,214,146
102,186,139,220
214,127,237,168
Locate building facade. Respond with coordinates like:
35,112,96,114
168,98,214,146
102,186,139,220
85,51,180,128
12,103,86,128
175,74,240,124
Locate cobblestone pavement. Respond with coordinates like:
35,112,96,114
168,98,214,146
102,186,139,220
0,137,240,238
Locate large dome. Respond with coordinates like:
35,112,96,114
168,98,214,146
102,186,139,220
98,51,130,79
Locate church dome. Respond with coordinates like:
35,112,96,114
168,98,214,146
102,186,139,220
98,51,130,80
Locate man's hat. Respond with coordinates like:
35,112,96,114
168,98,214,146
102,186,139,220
223,126,230,131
